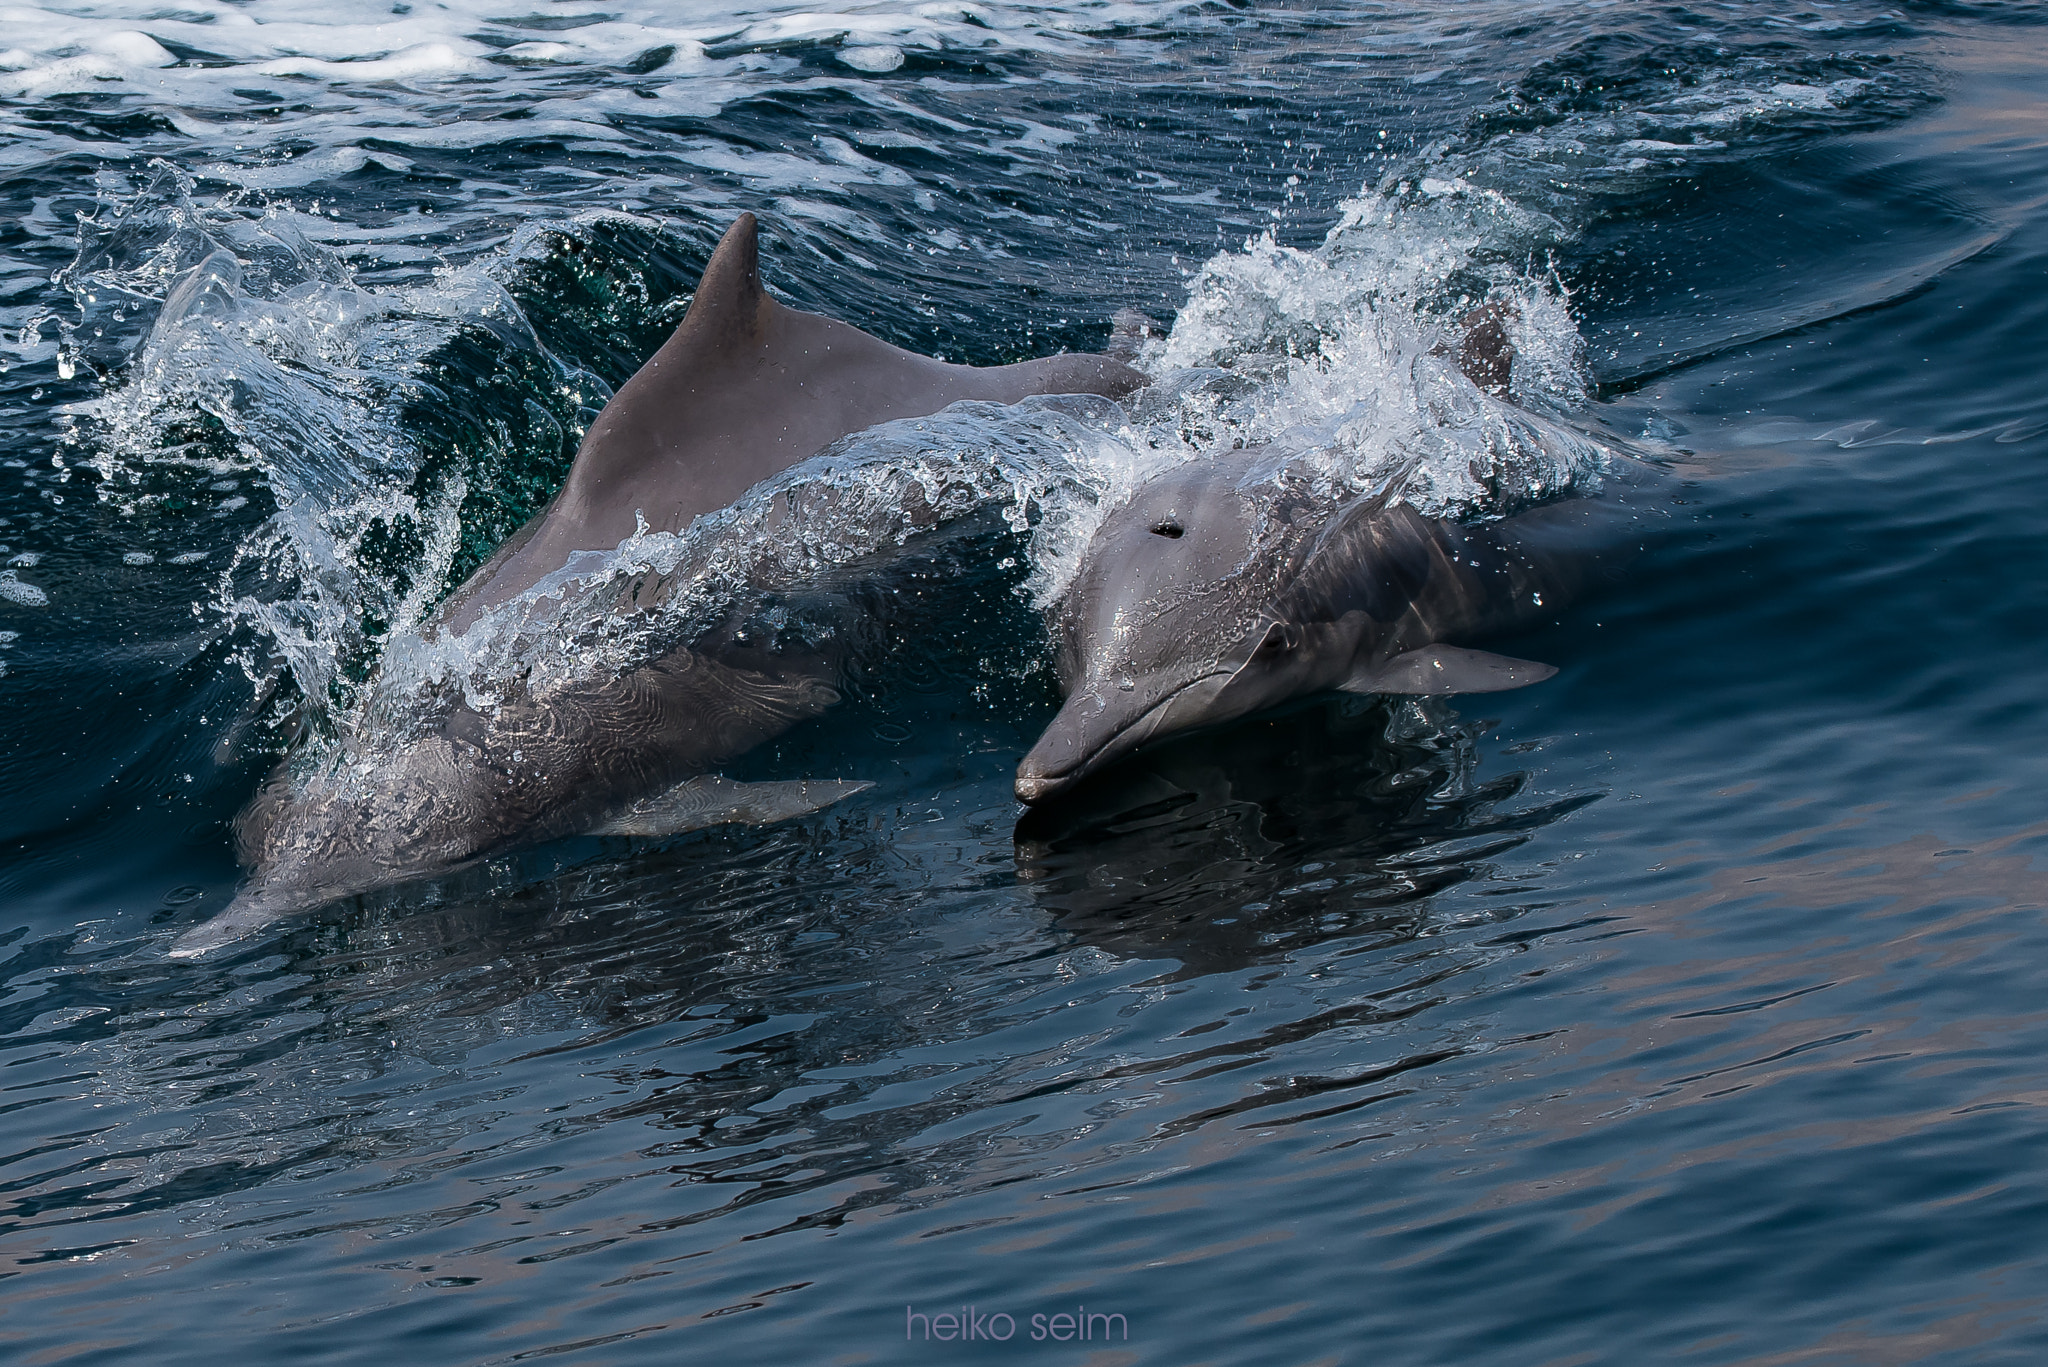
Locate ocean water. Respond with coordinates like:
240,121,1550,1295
2,0,2047,1362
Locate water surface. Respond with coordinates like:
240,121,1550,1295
3,2,2048,1363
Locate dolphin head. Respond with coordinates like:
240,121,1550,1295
1017,459,1343,803
168,731,510,958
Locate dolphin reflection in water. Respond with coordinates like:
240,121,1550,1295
173,213,1143,957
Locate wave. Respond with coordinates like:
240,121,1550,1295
14,0,1961,785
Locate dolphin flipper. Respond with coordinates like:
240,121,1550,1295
589,776,873,837
1345,645,1557,696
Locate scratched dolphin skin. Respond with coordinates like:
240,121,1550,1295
1013,449,1656,806
173,213,1143,957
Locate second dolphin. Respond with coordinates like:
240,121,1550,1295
1014,426,1659,804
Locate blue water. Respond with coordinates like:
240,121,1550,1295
3,2,2048,1363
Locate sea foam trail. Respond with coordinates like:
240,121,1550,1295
0,0,1262,150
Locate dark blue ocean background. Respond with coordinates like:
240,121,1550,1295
3,1,2048,1362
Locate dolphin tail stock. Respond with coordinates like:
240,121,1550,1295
588,775,873,838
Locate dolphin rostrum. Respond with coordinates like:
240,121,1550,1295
1013,446,1657,805
174,212,1143,957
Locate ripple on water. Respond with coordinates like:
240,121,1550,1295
2,2,2047,1365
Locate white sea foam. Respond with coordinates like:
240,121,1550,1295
0,571,48,606
1040,171,1615,601
5,0,1901,199
0,0,1219,115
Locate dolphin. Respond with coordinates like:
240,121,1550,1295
1013,447,1658,805
438,211,1143,632
174,212,1143,957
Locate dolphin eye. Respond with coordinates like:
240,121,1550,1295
1150,522,1184,539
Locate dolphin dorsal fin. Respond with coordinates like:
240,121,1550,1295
673,212,773,356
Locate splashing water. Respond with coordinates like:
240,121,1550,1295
44,160,1638,785
46,163,614,720
31,25,1935,778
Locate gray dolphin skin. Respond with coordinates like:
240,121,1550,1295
1013,450,1655,805
439,211,1145,634
173,212,1144,957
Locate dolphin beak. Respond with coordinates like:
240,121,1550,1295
1016,670,1231,804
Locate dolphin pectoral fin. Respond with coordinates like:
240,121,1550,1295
590,776,873,838
1344,645,1558,696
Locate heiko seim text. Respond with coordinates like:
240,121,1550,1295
906,1305,1130,1342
